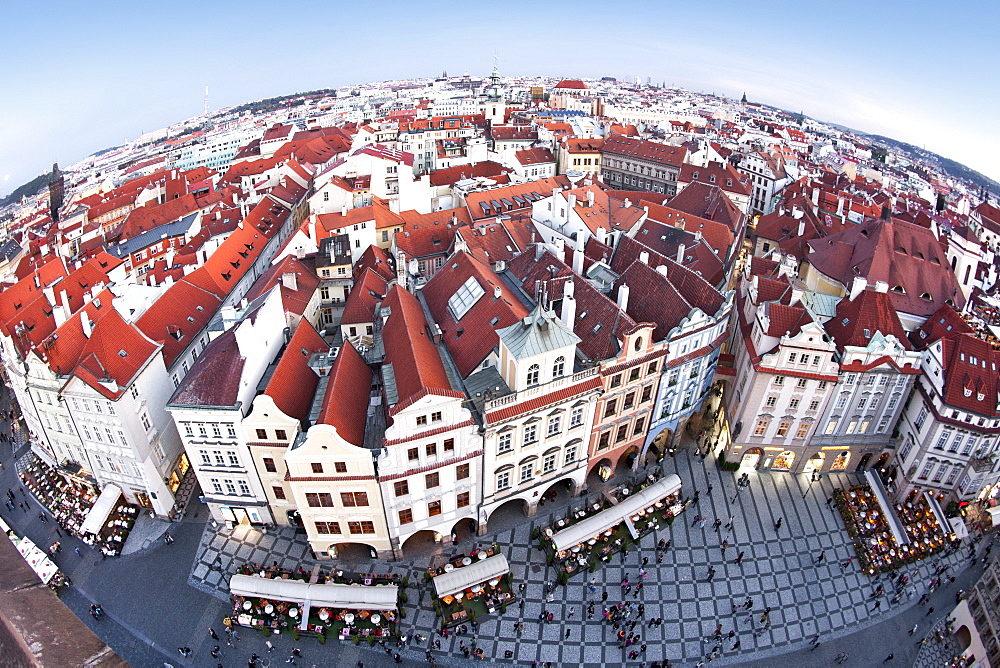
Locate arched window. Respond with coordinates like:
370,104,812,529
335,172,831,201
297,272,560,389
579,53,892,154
527,364,540,386
634,337,643,352
552,356,565,379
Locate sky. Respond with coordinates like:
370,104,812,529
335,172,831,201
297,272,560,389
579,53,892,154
2,0,999,198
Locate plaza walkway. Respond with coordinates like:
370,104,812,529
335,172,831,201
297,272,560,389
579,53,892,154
187,446,973,666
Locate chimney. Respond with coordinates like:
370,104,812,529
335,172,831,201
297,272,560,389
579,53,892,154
792,206,804,219
573,246,584,274
493,285,502,299
596,227,608,246
639,251,649,265
837,196,845,216
624,198,632,208
587,189,595,207
617,283,630,312
42,284,56,306
874,280,888,293
281,272,298,291
811,187,819,209
81,311,92,339
561,280,576,326
676,243,686,263
797,220,805,237
555,237,566,257
655,265,669,277
850,275,867,301
566,194,577,221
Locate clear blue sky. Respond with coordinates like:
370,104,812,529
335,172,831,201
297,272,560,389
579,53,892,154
2,0,998,198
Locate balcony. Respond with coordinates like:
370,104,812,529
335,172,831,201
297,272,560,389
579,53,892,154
485,367,599,412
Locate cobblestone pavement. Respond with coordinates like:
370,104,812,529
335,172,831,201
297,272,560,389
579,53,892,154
914,613,963,668
188,447,973,666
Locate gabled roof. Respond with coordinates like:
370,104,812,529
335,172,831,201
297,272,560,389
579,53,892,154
134,277,222,368
316,341,372,445
806,217,964,317
465,176,571,221
910,303,974,349
381,285,462,414
514,148,555,166
679,162,750,196
823,288,909,351
394,212,462,260
422,250,530,377
429,161,512,187
457,216,538,265
641,200,733,257
341,268,388,326
71,309,160,400
264,321,328,422
353,245,396,282
243,255,320,319
554,79,588,90
939,334,1000,417
668,181,742,232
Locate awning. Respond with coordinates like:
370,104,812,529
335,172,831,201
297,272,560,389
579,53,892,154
864,469,908,546
16,536,36,557
949,517,969,540
551,474,682,553
432,554,510,598
923,491,950,537
988,506,1000,528
79,484,123,536
229,574,398,611
34,556,58,584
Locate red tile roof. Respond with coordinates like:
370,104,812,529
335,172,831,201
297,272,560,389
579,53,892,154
554,79,588,90
601,135,687,168
464,176,571,221
71,309,161,400
667,182,742,232
641,200,733,257
264,321,328,421
134,278,222,368
515,148,555,166
487,374,601,423
458,217,538,265
169,327,245,408
422,250,530,377
807,217,964,317
910,303,974,349
940,334,1000,417
316,341,372,445
429,161,512,187
381,285,462,414
823,289,909,351
679,162,750,196
353,245,396,282
243,255,320,319
341,268,388,326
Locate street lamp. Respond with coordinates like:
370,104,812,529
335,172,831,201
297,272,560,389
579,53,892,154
802,469,820,499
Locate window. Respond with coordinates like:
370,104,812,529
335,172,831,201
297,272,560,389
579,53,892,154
932,462,949,483
610,374,622,389
184,423,194,437
887,395,899,411
836,395,848,409
426,472,440,489
141,413,151,431
598,431,611,450
225,480,237,495
305,493,334,507
275,429,287,440
238,480,250,496
497,471,511,490
547,415,561,437
527,364,540,386
570,406,584,427
256,429,267,440
426,443,437,457
795,423,810,438
553,356,565,378
788,353,797,364
950,433,963,453
214,451,226,466
918,461,935,479
200,451,212,466
457,491,470,508
273,486,286,500
765,396,777,408
773,376,784,386
315,521,341,534
789,399,800,410
542,452,557,474
416,415,428,426
498,432,513,454
348,521,375,535
647,361,658,375
846,374,856,385
857,398,868,410
228,452,239,466
812,356,821,366
398,509,413,525
444,438,454,452
332,461,347,473
754,419,768,436
311,462,324,474
629,367,641,382
818,381,827,390
428,500,442,517
394,480,409,497
633,416,646,436
936,431,952,450
520,463,534,483
565,443,578,463
796,378,807,389
524,423,538,444
640,384,653,403
604,399,618,418
623,392,636,410
915,407,928,430
408,448,419,461
431,411,442,422
776,421,791,437
227,424,236,438
341,491,369,507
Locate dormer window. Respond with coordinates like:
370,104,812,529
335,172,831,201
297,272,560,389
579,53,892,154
964,387,973,397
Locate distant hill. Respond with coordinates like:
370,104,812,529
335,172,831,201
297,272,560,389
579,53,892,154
0,170,52,209
862,133,999,195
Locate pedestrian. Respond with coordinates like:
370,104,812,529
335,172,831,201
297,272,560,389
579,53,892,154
209,627,219,640
691,514,701,528
908,623,918,636
18,502,25,512
210,645,221,658
827,496,834,506
732,638,741,650
774,517,782,530
602,590,608,602
842,557,853,569
744,597,752,610
565,628,571,639
74,547,82,557
568,606,575,618
705,566,716,582
869,600,881,612
698,517,707,529
712,518,722,531
926,607,935,617
178,647,192,657
883,653,894,663
734,551,745,565
815,550,825,564
265,640,273,652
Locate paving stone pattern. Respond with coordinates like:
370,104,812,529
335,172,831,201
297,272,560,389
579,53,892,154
189,449,968,666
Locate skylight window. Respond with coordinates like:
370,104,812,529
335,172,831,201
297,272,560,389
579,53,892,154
447,276,485,321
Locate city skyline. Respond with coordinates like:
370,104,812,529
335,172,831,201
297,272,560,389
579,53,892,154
1,0,999,198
